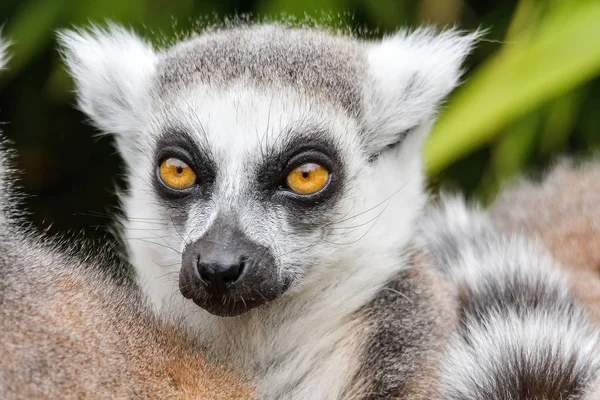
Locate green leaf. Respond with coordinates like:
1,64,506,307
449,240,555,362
424,0,600,175
538,90,584,157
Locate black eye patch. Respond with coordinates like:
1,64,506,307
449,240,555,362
255,133,345,207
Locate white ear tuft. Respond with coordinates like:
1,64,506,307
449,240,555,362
58,25,158,140
363,27,480,155
0,37,10,71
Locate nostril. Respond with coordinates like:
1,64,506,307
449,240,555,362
238,258,246,277
223,259,245,284
194,257,212,285
194,257,246,291
200,270,212,284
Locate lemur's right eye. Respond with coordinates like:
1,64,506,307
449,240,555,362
159,157,197,190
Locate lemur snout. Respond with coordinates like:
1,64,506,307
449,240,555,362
194,257,245,295
179,215,288,317
182,220,253,297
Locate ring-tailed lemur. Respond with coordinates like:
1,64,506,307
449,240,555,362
59,23,473,398
0,40,254,399
59,23,600,398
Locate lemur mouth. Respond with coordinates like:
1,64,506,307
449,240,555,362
178,259,292,317
190,295,264,317
182,287,288,317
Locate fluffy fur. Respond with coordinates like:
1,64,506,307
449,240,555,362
59,22,478,398
417,197,600,399
491,159,600,270
0,38,254,399
58,21,600,399
490,160,600,322
0,219,254,399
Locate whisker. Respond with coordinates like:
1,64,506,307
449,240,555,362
327,180,409,226
324,197,390,246
382,287,413,304
126,237,182,255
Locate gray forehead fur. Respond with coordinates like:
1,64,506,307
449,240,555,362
156,24,367,116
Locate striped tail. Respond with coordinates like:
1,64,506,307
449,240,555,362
418,197,600,399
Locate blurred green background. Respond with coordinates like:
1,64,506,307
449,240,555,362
0,0,599,242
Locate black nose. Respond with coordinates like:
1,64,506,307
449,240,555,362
194,258,245,295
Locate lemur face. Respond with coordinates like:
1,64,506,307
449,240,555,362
143,86,368,315
60,24,476,317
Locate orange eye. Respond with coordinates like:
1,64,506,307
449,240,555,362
159,157,197,190
286,163,330,195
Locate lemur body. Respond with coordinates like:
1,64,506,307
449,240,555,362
59,24,600,398
0,42,254,399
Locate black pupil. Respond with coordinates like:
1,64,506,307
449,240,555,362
176,166,183,174
302,171,310,179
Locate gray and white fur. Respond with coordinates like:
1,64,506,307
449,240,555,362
59,23,475,399
58,23,600,399
491,159,600,323
418,197,600,399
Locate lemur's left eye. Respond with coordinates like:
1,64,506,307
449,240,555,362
286,163,330,195
159,157,197,190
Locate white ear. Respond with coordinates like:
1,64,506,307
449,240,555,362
58,25,158,158
362,27,479,155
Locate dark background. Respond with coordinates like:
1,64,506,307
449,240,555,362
0,0,598,244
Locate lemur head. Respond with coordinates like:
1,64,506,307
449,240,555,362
60,23,476,317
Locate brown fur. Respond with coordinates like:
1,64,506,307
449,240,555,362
0,40,250,399
0,236,255,399
0,234,255,399
490,160,600,322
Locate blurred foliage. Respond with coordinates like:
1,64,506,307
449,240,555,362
0,0,598,240
426,0,600,202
